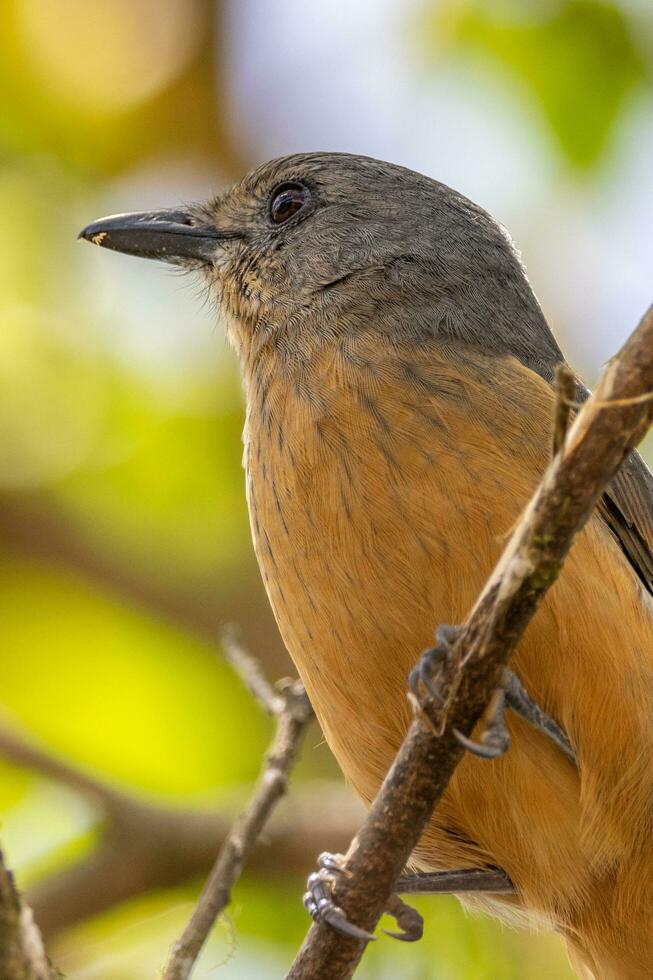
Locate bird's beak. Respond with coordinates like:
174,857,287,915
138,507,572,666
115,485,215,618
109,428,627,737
78,208,232,264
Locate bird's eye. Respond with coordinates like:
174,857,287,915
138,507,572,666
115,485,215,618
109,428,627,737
269,183,310,225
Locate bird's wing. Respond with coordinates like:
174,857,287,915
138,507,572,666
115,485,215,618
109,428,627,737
599,452,653,595
575,378,653,595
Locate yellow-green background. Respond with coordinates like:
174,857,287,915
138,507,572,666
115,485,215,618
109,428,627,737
2,1,652,976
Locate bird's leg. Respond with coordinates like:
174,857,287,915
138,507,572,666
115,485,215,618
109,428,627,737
396,867,514,895
303,855,515,942
503,669,576,764
303,851,424,942
410,625,576,764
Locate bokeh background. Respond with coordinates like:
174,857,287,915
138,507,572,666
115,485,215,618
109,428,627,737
2,1,653,977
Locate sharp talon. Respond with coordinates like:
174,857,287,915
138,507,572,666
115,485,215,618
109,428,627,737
383,894,424,942
454,726,509,759
382,929,417,942
453,684,510,759
408,660,444,704
323,905,376,942
408,654,442,703
453,669,576,766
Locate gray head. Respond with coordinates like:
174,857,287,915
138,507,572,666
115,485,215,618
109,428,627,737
80,152,562,379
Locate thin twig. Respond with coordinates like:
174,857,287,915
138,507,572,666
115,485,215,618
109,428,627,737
162,661,313,980
220,625,285,714
0,849,59,980
552,362,577,455
286,303,653,980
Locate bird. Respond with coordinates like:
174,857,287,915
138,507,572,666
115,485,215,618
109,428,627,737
80,152,653,979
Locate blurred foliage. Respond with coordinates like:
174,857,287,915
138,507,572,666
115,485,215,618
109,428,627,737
425,0,650,168
0,0,230,176
0,560,269,794
0,0,650,976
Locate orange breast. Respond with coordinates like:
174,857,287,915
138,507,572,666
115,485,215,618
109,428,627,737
243,332,653,937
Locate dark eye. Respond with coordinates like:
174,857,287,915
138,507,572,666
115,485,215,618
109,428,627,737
269,182,310,224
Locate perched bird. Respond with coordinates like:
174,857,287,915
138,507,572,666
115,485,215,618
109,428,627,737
81,153,653,979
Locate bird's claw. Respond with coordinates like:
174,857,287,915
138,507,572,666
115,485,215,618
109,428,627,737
409,625,575,766
453,685,510,760
303,852,424,943
382,894,424,942
408,624,463,705
409,625,511,760
453,726,509,759
315,850,352,876
303,852,376,942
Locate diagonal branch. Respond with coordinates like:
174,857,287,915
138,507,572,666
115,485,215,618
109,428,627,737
286,303,653,980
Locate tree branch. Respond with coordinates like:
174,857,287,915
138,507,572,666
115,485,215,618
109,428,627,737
221,624,286,714
286,303,653,980
0,849,59,980
27,780,361,940
0,714,362,938
162,642,313,980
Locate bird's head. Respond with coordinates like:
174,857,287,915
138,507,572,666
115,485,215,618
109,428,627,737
80,152,560,376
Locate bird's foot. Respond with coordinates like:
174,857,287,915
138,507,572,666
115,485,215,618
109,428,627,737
408,624,463,708
303,851,375,942
409,624,498,749
409,625,576,764
303,852,423,942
